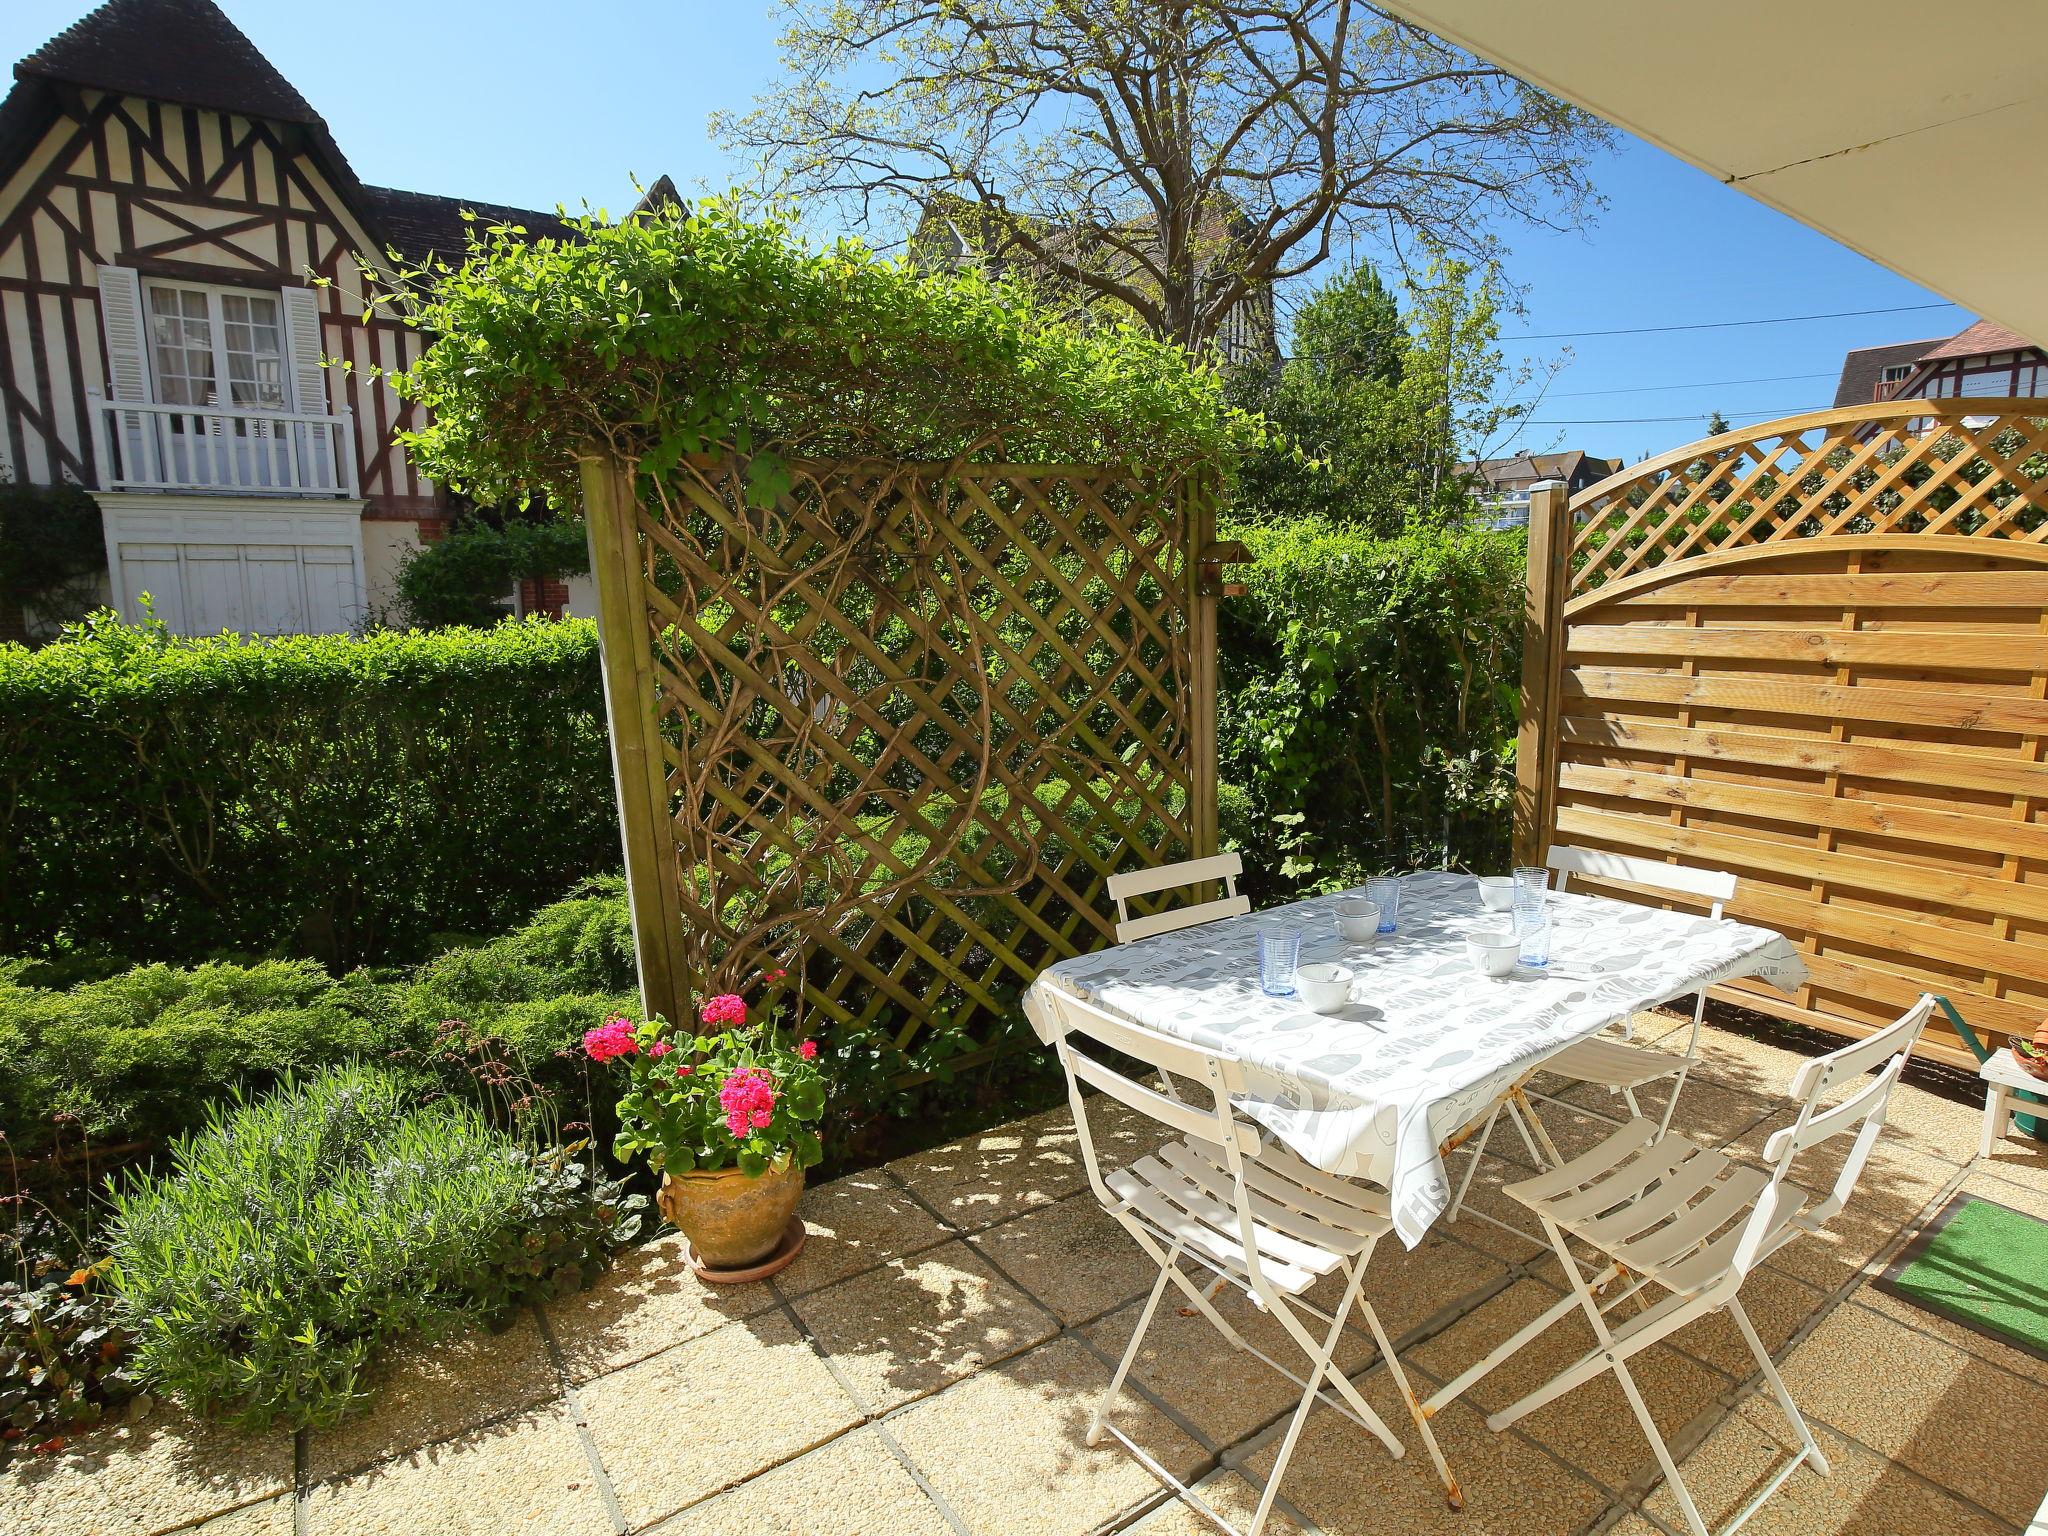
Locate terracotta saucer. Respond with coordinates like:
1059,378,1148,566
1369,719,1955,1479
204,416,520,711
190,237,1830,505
686,1216,807,1284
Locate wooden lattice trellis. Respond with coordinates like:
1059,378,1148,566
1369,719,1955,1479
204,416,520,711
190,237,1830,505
580,451,1217,1069
1517,398,2048,1068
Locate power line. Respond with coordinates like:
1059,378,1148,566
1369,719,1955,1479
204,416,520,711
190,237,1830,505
1509,301,1959,342
1519,405,1817,425
1546,370,1835,399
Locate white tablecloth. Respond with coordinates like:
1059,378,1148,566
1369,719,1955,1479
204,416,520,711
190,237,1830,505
1026,870,1807,1245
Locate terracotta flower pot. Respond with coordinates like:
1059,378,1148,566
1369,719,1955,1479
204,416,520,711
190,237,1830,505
658,1161,804,1272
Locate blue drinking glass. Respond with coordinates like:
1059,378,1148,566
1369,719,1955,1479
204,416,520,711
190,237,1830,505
1257,923,1301,996
1364,876,1401,934
1518,914,1551,969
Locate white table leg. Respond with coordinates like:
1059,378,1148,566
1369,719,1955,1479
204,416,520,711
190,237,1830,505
1981,1083,2012,1159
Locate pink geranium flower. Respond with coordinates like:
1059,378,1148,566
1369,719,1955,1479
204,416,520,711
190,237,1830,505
718,1066,777,1139
797,1039,818,1060
700,993,748,1028
582,1015,639,1063
647,1040,673,1059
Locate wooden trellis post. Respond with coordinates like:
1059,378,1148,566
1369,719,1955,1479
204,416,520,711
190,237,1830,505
579,452,691,1028
1513,479,1572,868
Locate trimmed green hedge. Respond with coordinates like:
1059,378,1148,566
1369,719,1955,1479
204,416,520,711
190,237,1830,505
0,614,617,968
1218,518,1524,892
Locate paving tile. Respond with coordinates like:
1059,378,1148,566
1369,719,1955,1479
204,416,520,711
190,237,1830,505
188,1495,295,1533
1776,1300,2048,1527
307,1311,559,1480
1409,1278,1730,1495
1658,1265,1830,1383
0,1409,290,1536
1686,1020,1834,1105
1976,1125,2048,1190
791,1238,1058,1412
1309,1230,1512,1346
1119,1468,1309,1535
968,1191,1159,1325
1435,1154,1552,1265
772,1167,955,1298
886,1334,1208,1536
643,1426,953,1536
887,1102,1090,1231
1237,1365,1610,1536
577,1312,861,1528
542,1229,779,1382
1640,1395,2014,1536
1082,1289,1361,1450
308,1402,611,1536
1872,1070,2001,1169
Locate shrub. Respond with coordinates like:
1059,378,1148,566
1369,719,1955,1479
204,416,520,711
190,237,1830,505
0,612,617,968
396,518,590,628
0,480,103,638
108,1065,638,1432
1219,517,1523,891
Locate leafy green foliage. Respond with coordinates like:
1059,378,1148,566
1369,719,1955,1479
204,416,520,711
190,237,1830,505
1,1212,138,1454
0,480,103,636
1218,517,1523,890
383,199,1266,509
1230,257,1531,535
396,518,590,628
0,611,615,968
107,1065,639,1432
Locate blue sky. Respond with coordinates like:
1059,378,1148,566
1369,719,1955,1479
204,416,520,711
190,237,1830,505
5,0,1972,464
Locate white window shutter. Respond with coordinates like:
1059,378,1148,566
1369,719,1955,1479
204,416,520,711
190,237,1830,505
280,286,329,415
96,264,149,402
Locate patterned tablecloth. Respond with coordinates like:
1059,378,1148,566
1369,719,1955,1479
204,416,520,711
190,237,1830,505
1025,870,1808,1245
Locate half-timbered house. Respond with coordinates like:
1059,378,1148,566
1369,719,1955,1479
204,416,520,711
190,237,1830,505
0,0,572,639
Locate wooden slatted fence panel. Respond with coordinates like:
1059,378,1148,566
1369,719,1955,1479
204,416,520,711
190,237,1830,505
581,450,1216,1070
1518,401,2048,1068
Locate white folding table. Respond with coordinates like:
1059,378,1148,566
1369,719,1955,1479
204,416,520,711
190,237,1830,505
1026,870,1808,1245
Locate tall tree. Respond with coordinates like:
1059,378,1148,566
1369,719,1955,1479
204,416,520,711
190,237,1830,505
1235,255,1540,533
717,1,1612,357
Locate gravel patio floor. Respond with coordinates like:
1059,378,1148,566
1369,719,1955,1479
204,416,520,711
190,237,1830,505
9,1008,2048,1536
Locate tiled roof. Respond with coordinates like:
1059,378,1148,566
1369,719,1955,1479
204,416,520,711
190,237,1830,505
1,0,574,271
359,186,577,266
1915,318,2034,362
16,0,318,125
1832,339,1938,407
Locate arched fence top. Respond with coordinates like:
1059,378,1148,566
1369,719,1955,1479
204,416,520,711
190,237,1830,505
1566,398,2048,600
1516,398,2048,1070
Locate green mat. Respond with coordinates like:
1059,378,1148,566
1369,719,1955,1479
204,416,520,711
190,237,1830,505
1875,1193,2048,1362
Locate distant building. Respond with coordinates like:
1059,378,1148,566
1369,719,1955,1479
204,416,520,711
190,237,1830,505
0,0,576,640
910,195,1278,372
1458,449,1621,528
1833,320,2048,407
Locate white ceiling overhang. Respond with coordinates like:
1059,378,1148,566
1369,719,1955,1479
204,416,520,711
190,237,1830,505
1377,0,2048,347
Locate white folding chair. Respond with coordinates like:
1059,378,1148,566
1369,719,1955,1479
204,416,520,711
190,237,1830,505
1428,994,1935,1536
1446,845,1737,1224
1105,852,1249,943
1046,987,1460,1535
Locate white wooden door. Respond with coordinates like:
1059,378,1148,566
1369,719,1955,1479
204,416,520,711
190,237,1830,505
112,540,359,636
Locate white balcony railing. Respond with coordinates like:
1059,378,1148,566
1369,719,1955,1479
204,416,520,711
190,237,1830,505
88,389,357,498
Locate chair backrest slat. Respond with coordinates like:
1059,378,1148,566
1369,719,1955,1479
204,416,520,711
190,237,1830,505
1063,1047,1260,1156
1115,894,1251,943
1042,986,1261,1171
1107,853,1245,944
1546,844,1735,908
1105,852,1243,903
1788,1001,1930,1100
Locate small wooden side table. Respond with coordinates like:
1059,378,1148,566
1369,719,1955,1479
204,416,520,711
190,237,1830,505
1979,1047,2045,1156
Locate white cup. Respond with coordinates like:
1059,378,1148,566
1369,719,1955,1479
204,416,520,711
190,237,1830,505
1294,962,1355,1014
1466,929,1520,978
1335,899,1380,945
1475,875,1516,913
